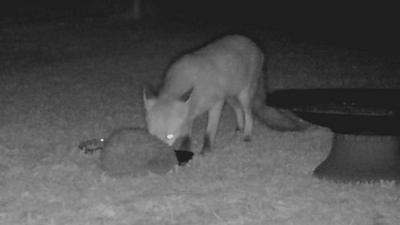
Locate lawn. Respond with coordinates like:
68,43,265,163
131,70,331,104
0,18,399,225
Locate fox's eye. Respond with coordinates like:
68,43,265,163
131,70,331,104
166,134,174,140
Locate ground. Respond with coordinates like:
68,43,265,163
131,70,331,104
0,18,399,225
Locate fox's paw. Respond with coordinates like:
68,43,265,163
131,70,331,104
78,138,104,154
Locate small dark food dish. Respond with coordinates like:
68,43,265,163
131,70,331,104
174,150,194,166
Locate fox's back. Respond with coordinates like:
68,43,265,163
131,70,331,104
160,35,264,102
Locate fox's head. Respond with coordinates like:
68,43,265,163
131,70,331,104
143,87,193,147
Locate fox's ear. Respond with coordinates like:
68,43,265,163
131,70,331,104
179,87,193,103
143,84,158,99
143,85,158,110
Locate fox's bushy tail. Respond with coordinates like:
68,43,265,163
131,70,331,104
252,77,309,131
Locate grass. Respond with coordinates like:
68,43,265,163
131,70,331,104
0,18,399,224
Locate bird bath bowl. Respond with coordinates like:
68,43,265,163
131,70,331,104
267,88,400,183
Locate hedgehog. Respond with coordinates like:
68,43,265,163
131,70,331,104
98,127,178,177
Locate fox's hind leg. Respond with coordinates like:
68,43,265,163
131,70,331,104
238,89,254,142
201,101,224,154
227,98,244,133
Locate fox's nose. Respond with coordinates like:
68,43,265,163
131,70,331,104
166,139,175,146
163,137,174,146
165,134,175,146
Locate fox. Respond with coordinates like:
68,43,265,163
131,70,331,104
143,34,306,154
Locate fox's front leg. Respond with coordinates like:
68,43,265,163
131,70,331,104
201,101,224,154
175,119,193,152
